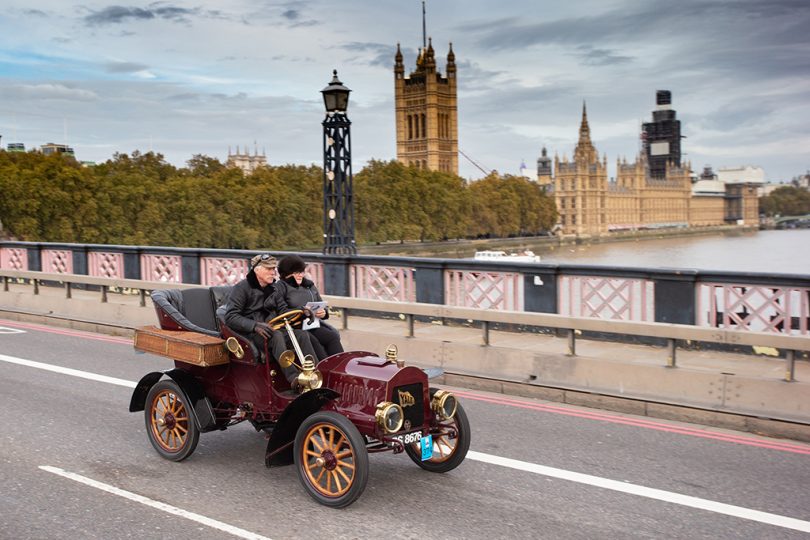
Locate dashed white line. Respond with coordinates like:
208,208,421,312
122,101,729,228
467,451,810,534
0,353,136,388
39,466,272,540
0,326,26,334
5,353,810,534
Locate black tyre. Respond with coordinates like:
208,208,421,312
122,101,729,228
405,394,470,473
293,411,369,508
144,380,200,462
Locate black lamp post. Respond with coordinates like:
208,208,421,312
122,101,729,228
321,70,356,254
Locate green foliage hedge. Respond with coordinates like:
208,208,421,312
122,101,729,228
0,151,557,249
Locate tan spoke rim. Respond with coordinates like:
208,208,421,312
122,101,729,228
150,390,190,452
302,423,355,497
414,422,457,463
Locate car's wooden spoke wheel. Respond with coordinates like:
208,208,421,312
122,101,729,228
150,389,191,452
419,426,458,463
294,411,368,507
405,389,470,473
302,423,356,497
144,380,199,462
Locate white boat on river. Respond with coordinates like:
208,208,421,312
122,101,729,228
473,250,541,263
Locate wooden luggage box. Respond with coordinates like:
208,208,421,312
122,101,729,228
134,325,229,367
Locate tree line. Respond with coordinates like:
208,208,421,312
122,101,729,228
759,185,810,217
0,150,557,249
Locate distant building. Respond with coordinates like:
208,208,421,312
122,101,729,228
6,143,25,152
536,147,552,187
717,165,766,184
40,143,75,157
547,98,759,236
226,145,267,174
394,38,458,174
699,166,717,181
641,90,681,179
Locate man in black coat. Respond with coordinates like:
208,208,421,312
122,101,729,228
223,253,318,387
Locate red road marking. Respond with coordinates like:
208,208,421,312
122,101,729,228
453,390,810,456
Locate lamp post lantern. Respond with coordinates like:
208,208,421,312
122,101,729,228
321,70,356,254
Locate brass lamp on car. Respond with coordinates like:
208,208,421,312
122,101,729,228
271,309,323,393
224,337,245,359
278,350,323,392
375,401,404,433
431,389,457,420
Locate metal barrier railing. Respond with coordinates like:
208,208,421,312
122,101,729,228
2,268,809,382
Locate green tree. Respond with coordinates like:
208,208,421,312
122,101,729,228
760,186,810,216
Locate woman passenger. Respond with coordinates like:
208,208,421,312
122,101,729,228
275,255,344,360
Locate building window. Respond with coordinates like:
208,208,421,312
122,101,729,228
408,116,413,140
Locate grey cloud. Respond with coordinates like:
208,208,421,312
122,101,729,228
84,4,198,25
104,61,150,73
278,6,318,27
24,9,47,17
282,9,300,21
576,46,633,66
459,0,810,51
341,42,396,68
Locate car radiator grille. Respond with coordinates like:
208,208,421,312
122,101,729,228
393,383,424,429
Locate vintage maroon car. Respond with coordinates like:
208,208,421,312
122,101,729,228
129,286,470,507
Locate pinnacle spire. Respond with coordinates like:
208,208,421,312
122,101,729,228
579,101,591,145
574,100,598,164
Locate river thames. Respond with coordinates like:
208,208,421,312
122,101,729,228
536,229,810,274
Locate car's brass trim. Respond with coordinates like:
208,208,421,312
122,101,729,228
224,337,244,359
431,390,457,419
375,401,404,433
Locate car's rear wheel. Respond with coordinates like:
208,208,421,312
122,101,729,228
144,380,199,461
294,411,368,508
405,394,470,473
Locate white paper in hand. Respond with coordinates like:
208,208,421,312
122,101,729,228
302,317,320,330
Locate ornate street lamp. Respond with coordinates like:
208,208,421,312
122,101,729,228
321,70,356,254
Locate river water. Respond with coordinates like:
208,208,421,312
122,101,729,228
535,229,810,274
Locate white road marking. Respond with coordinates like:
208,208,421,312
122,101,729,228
4,354,809,533
0,326,26,334
467,451,810,534
39,466,271,540
0,353,136,388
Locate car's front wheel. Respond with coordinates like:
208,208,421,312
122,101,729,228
405,395,470,473
144,380,200,461
294,411,369,508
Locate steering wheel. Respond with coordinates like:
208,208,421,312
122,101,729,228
268,309,304,331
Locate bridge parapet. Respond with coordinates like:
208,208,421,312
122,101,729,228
1,241,808,336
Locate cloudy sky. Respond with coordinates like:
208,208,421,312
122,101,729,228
0,0,808,181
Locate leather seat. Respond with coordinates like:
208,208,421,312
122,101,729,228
150,288,221,337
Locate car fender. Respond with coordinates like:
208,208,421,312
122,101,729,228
265,388,340,467
128,369,217,432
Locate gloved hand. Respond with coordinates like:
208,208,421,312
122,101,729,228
254,322,272,339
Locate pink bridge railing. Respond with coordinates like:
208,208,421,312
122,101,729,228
698,282,810,335
445,269,522,310
0,247,28,271
88,252,125,279
559,275,654,322
4,241,809,337
41,249,73,274
350,264,415,302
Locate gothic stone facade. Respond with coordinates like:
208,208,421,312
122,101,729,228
394,39,458,174
545,105,758,236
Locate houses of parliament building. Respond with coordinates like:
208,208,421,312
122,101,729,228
393,37,758,237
